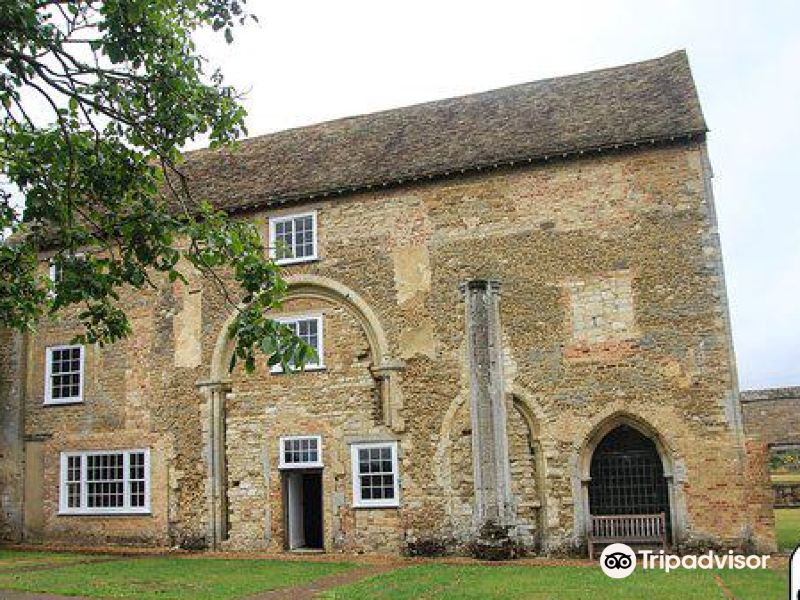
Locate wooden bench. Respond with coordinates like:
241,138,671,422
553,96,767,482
588,513,667,559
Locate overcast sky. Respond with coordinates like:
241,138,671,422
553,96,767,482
193,0,799,390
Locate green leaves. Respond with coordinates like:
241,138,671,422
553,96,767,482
1,1,315,373
228,307,317,375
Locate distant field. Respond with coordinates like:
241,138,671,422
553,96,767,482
775,507,800,552
771,472,800,484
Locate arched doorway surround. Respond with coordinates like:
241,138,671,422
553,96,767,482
577,414,679,544
588,424,671,538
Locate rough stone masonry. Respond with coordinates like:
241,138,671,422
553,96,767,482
0,50,776,554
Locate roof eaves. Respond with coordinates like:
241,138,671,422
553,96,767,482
226,129,707,216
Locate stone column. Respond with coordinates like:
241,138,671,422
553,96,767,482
198,379,230,550
460,280,513,527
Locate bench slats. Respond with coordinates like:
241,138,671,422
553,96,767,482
587,512,667,559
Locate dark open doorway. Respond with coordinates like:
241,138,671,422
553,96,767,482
284,470,323,551
588,424,672,540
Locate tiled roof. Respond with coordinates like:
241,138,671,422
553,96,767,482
181,50,707,212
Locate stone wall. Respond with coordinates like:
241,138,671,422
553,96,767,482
0,140,774,553
774,485,800,508
741,387,800,446
742,439,777,547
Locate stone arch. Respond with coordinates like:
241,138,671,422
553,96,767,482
577,412,674,480
199,274,404,549
507,394,546,547
210,274,389,379
434,387,549,544
434,392,474,532
575,411,680,543
207,273,404,429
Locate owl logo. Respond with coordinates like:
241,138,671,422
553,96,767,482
600,543,637,579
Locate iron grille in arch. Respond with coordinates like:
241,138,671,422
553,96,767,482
588,424,671,537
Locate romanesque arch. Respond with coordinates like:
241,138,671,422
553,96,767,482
199,274,404,549
207,273,404,429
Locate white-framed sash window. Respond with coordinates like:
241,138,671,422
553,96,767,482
269,211,318,265
351,441,400,508
271,314,324,372
45,345,84,405
59,449,150,515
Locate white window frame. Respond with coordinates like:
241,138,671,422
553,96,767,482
44,344,85,405
278,435,324,470
58,448,151,515
268,210,318,265
49,252,85,287
270,314,325,373
351,441,400,508
48,261,61,285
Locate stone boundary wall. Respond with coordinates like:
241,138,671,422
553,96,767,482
774,484,800,508
741,387,800,446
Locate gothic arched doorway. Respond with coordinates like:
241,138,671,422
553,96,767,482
588,424,671,539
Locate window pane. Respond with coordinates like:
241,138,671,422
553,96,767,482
293,216,314,258
66,455,82,508
279,318,320,369
86,453,125,508
275,219,294,259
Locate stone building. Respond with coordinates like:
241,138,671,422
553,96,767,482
0,51,775,554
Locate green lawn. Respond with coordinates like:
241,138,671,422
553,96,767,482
0,550,790,600
718,568,789,600
0,548,107,572
319,564,788,600
775,507,800,552
0,554,354,600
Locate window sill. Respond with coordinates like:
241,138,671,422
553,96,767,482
278,463,324,470
43,399,84,407
352,502,400,510
274,256,320,267
58,511,151,517
270,365,327,375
